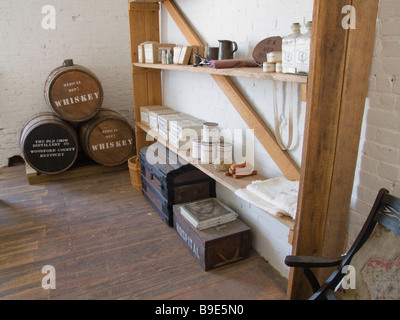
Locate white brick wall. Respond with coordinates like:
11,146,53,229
0,0,133,167
349,0,400,246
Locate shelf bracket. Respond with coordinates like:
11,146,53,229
162,0,204,46
211,74,301,181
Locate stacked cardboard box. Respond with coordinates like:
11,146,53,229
169,118,203,150
158,113,188,141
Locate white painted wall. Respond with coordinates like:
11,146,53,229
1,0,399,279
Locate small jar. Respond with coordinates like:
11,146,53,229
217,142,233,164
275,62,283,73
267,51,282,63
202,122,219,143
191,138,202,160
263,62,276,73
201,142,217,164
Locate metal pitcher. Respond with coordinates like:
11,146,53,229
218,40,238,60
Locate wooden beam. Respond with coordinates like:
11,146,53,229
211,74,301,181
129,1,163,153
287,0,379,300
321,0,380,259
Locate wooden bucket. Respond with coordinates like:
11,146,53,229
20,113,79,174
128,155,142,190
79,108,136,166
44,59,103,122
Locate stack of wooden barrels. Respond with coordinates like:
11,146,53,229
20,59,136,175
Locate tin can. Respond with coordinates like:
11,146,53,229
192,138,202,160
263,62,276,73
202,122,219,143
201,142,217,164
267,51,282,63
217,142,233,164
275,62,283,73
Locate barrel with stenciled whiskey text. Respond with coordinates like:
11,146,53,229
44,59,103,122
20,113,79,174
79,109,136,166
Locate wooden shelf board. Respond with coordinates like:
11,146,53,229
132,63,308,84
136,121,295,230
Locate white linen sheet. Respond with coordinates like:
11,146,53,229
235,177,299,219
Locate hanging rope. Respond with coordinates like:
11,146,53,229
273,80,294,151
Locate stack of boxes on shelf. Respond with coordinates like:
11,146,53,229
138,41,205,65
140,105,204,154
139,105,241,174
148,108,178,131
157,113,188,141
169,118,203,150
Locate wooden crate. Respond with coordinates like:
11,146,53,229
173,204,251,271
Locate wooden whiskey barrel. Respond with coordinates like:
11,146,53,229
79,109,136,166
44,59,103,122
20,113,79,174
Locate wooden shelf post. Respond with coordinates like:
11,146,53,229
129,1,163,152
287,0,379,300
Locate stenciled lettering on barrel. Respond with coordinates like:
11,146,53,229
45,60,104,122
79,109,136,166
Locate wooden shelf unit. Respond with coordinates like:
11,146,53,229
128,0,379,299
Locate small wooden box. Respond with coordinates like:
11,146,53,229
173,204,251,271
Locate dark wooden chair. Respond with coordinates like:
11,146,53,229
285,188,400,300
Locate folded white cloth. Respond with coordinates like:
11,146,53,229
235,177,299,219
235,188,285,216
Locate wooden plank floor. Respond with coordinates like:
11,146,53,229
0,165,287,300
